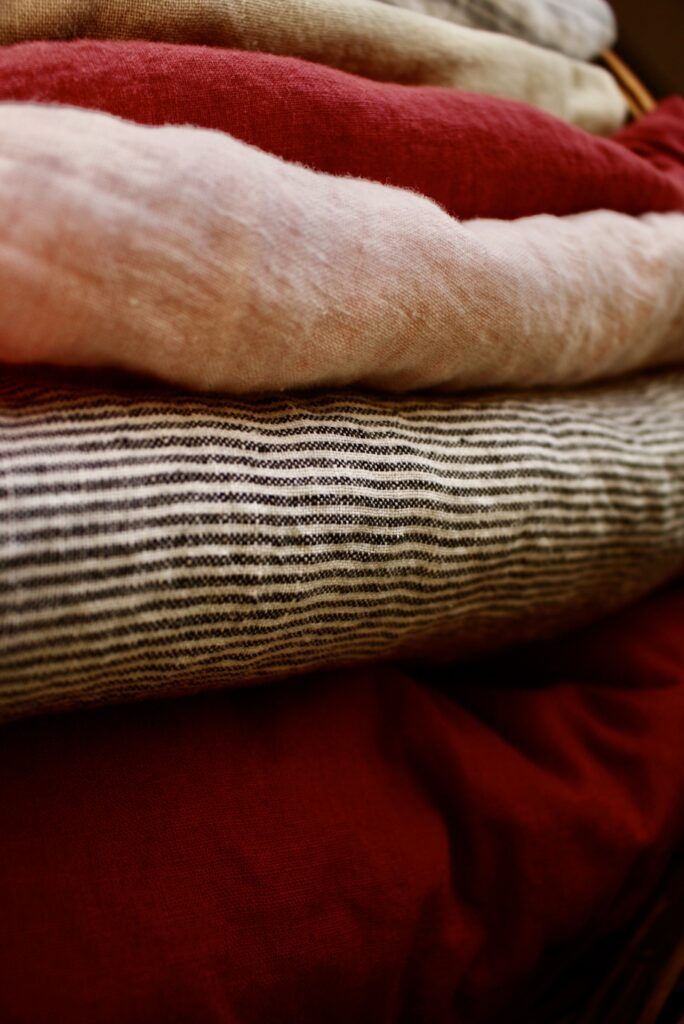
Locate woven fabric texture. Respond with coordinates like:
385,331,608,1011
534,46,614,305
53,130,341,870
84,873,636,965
376,0,617,61
0,42,681,221
0,0,627,132
0,579,683,1022
1,368,684,722
2,104,683,396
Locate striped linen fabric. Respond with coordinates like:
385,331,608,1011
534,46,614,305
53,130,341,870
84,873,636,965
1,367,684,722
376,0,617,61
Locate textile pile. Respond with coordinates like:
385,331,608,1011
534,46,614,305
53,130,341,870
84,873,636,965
0,2,682,1021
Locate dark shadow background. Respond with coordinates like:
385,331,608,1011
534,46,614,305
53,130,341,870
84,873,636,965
610,0,684,97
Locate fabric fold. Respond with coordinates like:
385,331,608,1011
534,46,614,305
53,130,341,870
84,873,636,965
2,104,683,396
0,42,681,220
0,0,627,132
0,579,683,1021
1,367,684,722
375,0,617,61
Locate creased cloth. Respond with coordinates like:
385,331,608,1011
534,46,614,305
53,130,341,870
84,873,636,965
376,0,617,61
0,581,683,1023
0,43,681,221
2,104,683,396
0,0,627,133
1,368,684,722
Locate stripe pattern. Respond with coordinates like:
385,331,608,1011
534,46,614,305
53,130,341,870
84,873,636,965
1,368,683,721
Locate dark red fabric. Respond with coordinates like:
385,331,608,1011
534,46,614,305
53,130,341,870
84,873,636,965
1,39,684,219
0,581,683,1024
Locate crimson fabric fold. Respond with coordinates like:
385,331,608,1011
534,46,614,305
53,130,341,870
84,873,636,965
0,39,683,220
0,0,627,133
0,580,683,1024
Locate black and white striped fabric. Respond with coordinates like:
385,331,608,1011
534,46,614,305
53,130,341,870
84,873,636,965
1,368,683,721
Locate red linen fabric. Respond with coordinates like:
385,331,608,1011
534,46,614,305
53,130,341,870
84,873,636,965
0,581,683,1024
1,39,683,220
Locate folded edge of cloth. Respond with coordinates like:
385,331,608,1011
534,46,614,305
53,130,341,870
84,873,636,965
1,103,682,396
0,42,681,221
1,366,684,722
376,0,618,61
0,578,682,1021
0,0,627,132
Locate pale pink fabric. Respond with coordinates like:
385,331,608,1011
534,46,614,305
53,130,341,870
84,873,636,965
2,103,683,394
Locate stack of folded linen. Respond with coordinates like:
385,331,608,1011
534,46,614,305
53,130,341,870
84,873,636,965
0,2,682,1021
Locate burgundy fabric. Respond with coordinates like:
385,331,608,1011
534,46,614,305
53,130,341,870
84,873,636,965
0,581,683,1024
1,39,684,219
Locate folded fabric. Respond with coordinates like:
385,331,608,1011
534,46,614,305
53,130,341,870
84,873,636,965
1,580,683,1023
376,0,617,61
3,105,683,396
0,44,681,221
613,95,684,175
2,367,684,722
0,0,627,133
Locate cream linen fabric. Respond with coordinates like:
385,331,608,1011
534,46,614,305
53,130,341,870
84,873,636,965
0,0,626,132
376,0,617,61
1,367,683,722
2,104,682,396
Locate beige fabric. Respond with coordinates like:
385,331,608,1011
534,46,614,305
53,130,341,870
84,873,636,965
376,0,617,61
0,0,627,133
2,103,682,396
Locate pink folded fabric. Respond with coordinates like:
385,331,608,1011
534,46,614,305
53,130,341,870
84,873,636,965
2,103,683,395
0,41,682,220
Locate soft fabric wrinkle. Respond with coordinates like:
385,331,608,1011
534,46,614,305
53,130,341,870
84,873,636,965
375,0,616,60
0,0,627,132
0,580,682,1022
1,104,682,396
1,367,684,721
